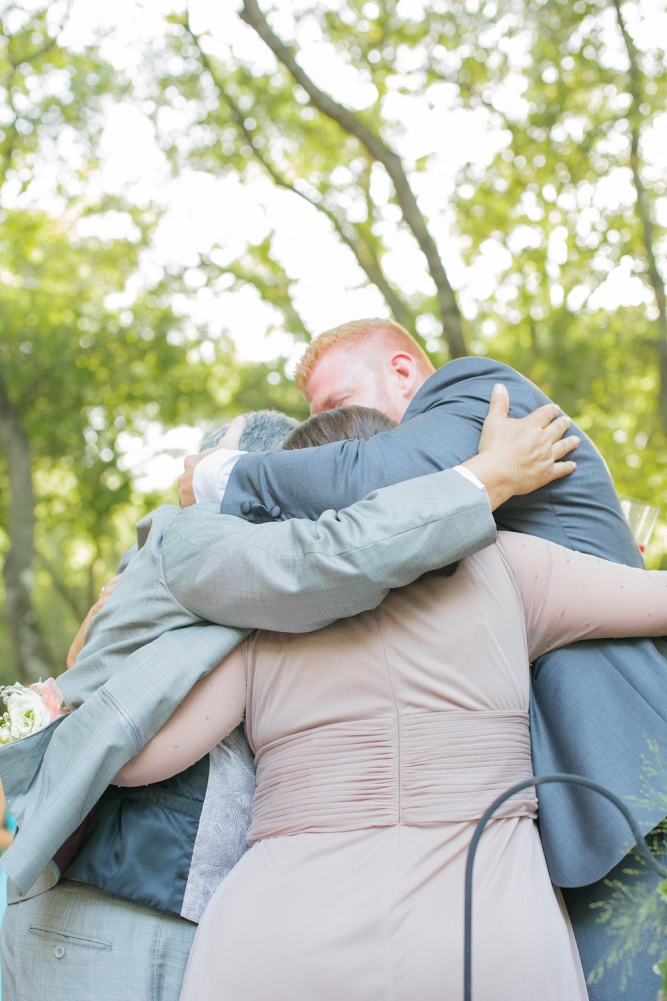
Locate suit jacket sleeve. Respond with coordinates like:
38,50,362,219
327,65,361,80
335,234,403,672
220,359,520,521
163,470,497,632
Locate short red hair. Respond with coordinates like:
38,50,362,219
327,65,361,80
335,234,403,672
295,318,434,393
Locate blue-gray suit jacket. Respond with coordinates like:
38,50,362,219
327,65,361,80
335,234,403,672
220,357,667,887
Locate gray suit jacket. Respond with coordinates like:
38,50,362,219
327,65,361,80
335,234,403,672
0,470,495,894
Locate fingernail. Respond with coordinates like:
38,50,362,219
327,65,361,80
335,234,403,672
492,383,505,396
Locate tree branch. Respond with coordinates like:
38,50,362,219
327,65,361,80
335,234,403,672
239,0,467,356
182,16,415,332
0,370,51,681
0,6,68,186
612,0,667,420
36,552,89,624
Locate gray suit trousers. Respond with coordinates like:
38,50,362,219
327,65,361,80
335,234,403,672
0,880,196,1001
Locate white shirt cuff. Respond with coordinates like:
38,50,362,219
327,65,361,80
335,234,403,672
192,448,245,504
452,465,486,492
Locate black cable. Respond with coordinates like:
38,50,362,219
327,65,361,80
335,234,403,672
463,772,667,1001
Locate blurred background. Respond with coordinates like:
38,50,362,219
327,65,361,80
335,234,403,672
0,0,666,683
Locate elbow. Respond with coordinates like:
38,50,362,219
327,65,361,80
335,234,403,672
111,768,132,788
111,762,151,788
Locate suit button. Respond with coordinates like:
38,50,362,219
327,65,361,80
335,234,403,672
54,945,65,959
251,503,268,517
269,505,281,519
240,501,252,515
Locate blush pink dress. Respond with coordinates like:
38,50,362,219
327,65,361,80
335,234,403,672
175,532,667,1001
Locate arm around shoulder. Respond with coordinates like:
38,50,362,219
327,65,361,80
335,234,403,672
162,470,496,632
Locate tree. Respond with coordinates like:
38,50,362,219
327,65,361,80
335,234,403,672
142,1,469,358
449,0,667,498
0,3,301,680
0,1,127,680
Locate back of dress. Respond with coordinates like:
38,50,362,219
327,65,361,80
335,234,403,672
243,541,537,843
181,535,605,1001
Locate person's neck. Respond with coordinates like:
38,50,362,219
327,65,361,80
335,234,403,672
414,371,431,395
397,369,434,420
403,371,431,410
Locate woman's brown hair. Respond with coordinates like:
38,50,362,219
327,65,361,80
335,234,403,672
283,406,459,577
283,405,396,450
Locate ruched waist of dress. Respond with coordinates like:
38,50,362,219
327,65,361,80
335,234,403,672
247,710,536,844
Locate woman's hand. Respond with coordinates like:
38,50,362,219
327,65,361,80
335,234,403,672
66,575,120,669
462,384,579,511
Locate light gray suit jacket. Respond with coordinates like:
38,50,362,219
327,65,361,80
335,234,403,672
0,469,495,894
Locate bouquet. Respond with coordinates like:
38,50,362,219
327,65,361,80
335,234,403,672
0,678,67,746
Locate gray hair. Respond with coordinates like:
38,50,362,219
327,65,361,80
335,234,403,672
201,409,300,453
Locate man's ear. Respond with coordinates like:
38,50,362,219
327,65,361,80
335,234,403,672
389,352,419,399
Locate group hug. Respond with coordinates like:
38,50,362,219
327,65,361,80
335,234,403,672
1,317,666,1001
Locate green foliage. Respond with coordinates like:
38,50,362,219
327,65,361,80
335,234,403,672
656,916,667,993
588,844,667,990
0,3,306,676
587,743,667,988
448,0,667,504
0,193,252,674
0,4,125,199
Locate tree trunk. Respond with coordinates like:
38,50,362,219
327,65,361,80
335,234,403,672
612,0,667,422
0,374,50,682
239,0,468,358
182,19,416,336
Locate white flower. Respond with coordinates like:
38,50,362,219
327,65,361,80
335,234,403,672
0,684,52,745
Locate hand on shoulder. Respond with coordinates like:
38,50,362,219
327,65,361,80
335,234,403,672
462,384,579,510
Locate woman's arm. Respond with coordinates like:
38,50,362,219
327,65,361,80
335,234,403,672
113,645,247,787
498,531,667,660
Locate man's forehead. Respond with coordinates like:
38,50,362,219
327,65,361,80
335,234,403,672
306,348,373,409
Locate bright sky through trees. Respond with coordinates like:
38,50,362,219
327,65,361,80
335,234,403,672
15,0,667,369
